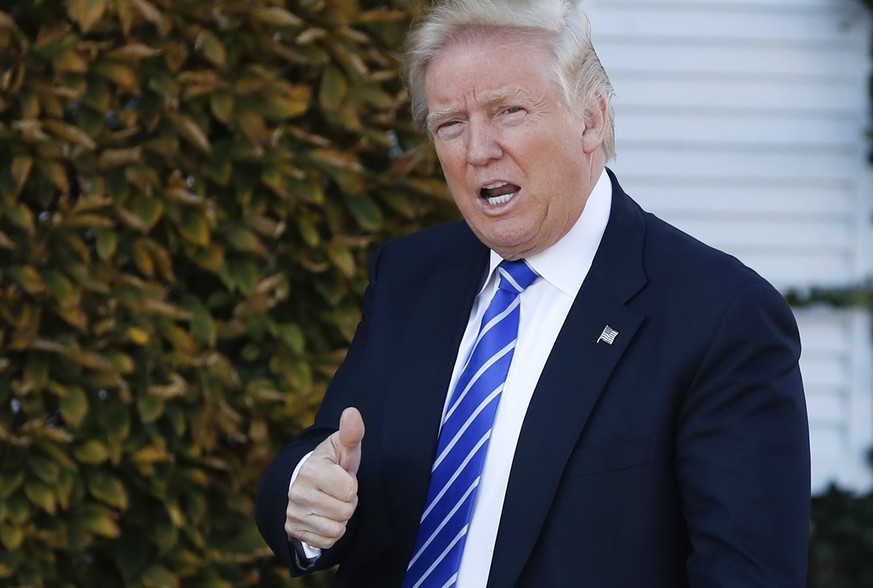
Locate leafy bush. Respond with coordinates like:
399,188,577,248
808,454,873,588
0,0,455,585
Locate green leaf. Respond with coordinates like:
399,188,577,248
190,305,217,348
24,480,56,514
59,386,88,428
93,227,118,260
73,440,110,464
0,523,23,551
220,258,260,295
130,194,165,231
86,470,128,510
179,209,210,245
0,471,25,499
78,503,119,538
9,265,45,295
346,195,384,231
43,269,79,307
99,403,130,442
277,323,305,354
319,66,347,112
28,456,61,484
5,203,35,234
195,30,225,68
223,226,266,255
137,394,164,424
209,92,234,124
327,243,355,278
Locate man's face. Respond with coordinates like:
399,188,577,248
424,33,606,260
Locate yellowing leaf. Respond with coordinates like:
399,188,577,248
106,43,161,61
171,114,211,153
9,265,45,295
67,0,108,32
92,62,140,92
43,119,97,149
10,156,33,196
126,326,150,345
98,146,142,168
262,84,311,120
253,7,303,27
132,238,155,277
0,11,18,29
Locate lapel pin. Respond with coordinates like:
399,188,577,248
596,325,619,345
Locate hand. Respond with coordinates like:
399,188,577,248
285,407,365,549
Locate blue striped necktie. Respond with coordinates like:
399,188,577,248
403,259,539,588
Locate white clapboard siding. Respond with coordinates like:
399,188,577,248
584,0,873,490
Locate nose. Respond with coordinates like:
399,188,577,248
465,121,502,166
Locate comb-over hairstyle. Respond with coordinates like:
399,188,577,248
403,0,616,160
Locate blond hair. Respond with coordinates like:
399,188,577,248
403,0,616,159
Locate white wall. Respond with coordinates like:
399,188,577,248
584,0,873,491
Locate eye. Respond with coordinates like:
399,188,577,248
435,119,464,138
502,106,525,116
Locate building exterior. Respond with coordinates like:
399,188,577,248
585,0,873,490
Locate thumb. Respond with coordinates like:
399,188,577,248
335,407,365,475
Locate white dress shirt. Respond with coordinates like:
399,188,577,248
453,169,611,586
291,169,613,580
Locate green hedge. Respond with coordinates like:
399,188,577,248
3,0,873,586
809,482,873,587
0,0,455,585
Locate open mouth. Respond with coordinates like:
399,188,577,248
480,181,521,206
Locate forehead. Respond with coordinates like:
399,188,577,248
424,33,556,108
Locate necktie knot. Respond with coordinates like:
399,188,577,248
497,259,538,293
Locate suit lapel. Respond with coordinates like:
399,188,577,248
380,241,489,569
487,173,649,587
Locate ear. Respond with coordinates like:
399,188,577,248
581,95,608,154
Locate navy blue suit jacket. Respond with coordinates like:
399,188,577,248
256,171,810,587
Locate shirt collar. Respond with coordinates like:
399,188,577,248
484,167,612,296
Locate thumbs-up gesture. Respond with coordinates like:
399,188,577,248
285,407,365,549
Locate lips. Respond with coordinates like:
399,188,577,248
480,181,521,206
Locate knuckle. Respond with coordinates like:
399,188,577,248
339,477,358,502
338,501,356,521
327,520,347,540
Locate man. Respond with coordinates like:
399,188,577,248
256,0,810,586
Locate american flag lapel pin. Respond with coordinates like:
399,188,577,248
596,325,619,345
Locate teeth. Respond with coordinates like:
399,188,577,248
483,181,508,190
487,193,514,205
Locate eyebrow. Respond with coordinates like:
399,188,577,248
426,88,533,131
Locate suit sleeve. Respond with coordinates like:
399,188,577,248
254,245,385,576
676,282,810,587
